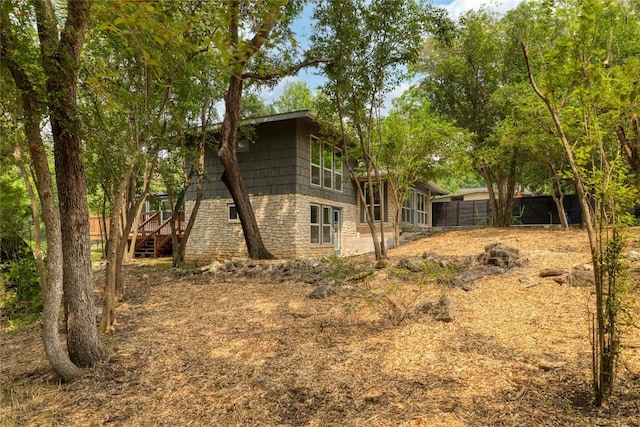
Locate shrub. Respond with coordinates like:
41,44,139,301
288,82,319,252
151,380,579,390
1,256,43,328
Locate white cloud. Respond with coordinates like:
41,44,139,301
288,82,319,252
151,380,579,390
444,0,523,18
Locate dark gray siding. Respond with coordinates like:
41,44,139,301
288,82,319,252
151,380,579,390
294,119,357,204
187,116,357,205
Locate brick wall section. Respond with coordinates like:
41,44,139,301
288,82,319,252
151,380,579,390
184,193,359,262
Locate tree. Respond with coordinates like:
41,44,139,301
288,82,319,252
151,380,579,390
213,0,327,259
312,0,431,260
518,0,640,405
1,0,91,378
272,81,316,113
381,87,463,245
417,8,527,227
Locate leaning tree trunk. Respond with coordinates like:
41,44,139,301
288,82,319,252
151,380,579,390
218,74,274,259
35,0,104,366
523,41,614,406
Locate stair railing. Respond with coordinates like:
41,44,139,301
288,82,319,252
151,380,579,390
134,210,185,256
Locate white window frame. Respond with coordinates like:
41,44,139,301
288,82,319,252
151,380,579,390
310,136,321,187
322,206,333,244
361,182,382,222
402,190,414,224
310,204,334,245
228,204,239,222
416,192,428,225
333,150,343,192
323,146,333,189
310,204,320,244
310,136,343,193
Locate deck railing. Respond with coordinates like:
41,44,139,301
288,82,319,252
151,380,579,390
134,211,185,256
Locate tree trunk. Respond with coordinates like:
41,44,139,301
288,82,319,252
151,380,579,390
2,10,85,380
174,167,202,268
11,115,84,381
219,74,274,259
616,114,640,173
389,181,402,248
35,0,104,366
547,161,569,229
523,41,613,405
100,173,130,334
479,165,498,226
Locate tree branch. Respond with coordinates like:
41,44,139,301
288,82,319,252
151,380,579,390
241,57,333,81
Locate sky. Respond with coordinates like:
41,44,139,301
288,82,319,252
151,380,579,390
259,0,524,112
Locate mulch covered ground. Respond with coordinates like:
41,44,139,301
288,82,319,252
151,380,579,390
1,227,639,426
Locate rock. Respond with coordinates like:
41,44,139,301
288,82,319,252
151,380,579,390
396,258,422,272
455,265,505,287
413,300,433,314
571,269,595,287
552,273,571,285
431,295,455,322
422,251,438,260
539,268,569,277
307,284,335,299
477,243,521,269
207,261,224,274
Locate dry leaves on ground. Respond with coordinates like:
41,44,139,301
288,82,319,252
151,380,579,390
1,227,639,426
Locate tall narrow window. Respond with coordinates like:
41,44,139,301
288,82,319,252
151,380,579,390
311,137,321,186
362,182,382,222
323,146,333,188
417,192,428,225
402,191,413,224
310,204,320,243
333,150,343,192
322,206,332,244
310,136,343,193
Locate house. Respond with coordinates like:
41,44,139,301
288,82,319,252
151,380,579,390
184,110,447,260
88,193,185,258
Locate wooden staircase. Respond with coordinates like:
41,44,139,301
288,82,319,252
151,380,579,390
132,211,184,258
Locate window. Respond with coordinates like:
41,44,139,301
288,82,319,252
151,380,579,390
228,204,239,221
310,204,333,245
160,199,173,222
416,192,428,225
310,136,343,192
311,137,321,186
361,182,382,222
310,204,320,243
334,151,343,192
402,191,414,224
322,206,332,244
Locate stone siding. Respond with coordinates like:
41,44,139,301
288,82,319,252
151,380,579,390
185,194,360,261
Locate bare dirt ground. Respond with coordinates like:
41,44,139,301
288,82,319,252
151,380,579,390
1,227,639,426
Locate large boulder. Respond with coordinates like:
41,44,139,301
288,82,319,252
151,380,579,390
477,243,522,269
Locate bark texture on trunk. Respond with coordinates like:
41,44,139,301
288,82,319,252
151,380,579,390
34,0,104,366
219,74,274,260
2,12,85,380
